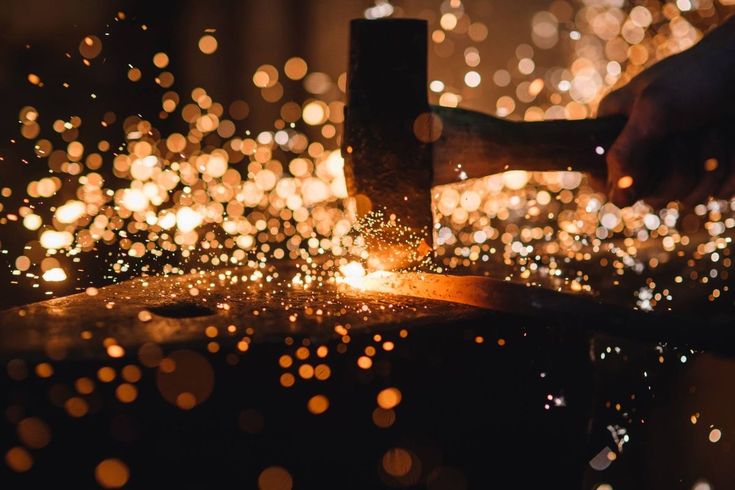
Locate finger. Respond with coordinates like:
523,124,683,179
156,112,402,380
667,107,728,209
606,126,653,207
717,174,735,202
709,130,735,201
606,144,639,207
683,131,729,206
663,135,706,204
683,160,723,207
715,150,735,200
645,167,698,210
606,88,671,207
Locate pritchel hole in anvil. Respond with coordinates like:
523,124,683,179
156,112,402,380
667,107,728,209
149,302,215,319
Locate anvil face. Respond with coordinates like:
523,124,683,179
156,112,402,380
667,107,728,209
0,263,480,360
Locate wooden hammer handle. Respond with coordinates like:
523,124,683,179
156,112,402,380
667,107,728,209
432,106,626,186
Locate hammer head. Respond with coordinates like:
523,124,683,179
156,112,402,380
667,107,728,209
343,19,434,269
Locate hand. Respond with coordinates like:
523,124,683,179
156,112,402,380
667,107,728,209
597,16,735,208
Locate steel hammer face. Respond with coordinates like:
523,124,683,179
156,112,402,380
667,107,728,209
343,19,435,270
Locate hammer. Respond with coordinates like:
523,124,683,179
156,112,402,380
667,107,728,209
342,18,627,267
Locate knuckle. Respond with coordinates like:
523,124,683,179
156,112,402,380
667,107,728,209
607,144,632,172
598,91,623,115
636,84,674,124
638,82,669,104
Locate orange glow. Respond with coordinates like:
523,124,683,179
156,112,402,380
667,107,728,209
17,417,51,449
280,373,295,388
357,356,373,369
65,397,89,417
176,392,197,410
258,466,293,490
95,458,130,489
5,447,33,473
314,364,331,380
35,363,53,378
382,448,413,477
116,383,138,403
198,35,218,54
377,387,402,409
298,364,314,379
98,367,116,382
617,175,634,189
372,408,396,428
307,394,329,414
107,345,125,358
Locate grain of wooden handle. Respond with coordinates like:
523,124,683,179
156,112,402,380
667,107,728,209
432,107,626,186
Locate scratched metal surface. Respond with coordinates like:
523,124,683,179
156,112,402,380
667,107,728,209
0,264,482,359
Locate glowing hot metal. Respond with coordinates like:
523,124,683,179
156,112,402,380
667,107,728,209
340,267,650,321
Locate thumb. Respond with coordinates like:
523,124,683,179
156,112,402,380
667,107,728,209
606,126,640,207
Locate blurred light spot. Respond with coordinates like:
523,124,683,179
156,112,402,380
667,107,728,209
95,458,129,489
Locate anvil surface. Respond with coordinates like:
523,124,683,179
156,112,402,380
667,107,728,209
0,262,481,359
3,258,735,360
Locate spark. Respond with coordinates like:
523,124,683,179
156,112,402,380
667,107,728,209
42,268,67,282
